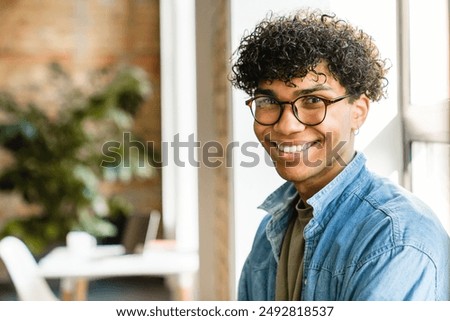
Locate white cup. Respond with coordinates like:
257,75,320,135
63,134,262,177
66,231,97,258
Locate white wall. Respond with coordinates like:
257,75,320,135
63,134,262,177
160,0,199,250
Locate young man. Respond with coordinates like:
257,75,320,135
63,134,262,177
230,9,449,300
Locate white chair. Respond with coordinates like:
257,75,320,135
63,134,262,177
0,236,58,300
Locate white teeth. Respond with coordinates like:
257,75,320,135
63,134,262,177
277,143,313,153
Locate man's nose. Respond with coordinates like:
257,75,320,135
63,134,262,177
272,104,306,135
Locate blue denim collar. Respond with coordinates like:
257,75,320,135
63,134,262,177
307,152,367,228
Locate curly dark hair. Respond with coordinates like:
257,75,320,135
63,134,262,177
230,9,389,101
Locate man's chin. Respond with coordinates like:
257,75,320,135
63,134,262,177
271,154,323,171
273,162,315,183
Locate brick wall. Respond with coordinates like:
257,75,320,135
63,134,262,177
0,0,162,225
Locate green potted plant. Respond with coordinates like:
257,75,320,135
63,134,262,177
0,63,156,255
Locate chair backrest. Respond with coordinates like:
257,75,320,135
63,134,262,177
0,236,58,300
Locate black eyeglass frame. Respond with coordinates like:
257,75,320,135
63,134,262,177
245,94,351,126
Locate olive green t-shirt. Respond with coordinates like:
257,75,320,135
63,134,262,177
275,200,313,300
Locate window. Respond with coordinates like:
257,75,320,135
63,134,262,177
399,0,450,233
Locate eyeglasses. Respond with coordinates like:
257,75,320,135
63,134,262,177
245,94,351,126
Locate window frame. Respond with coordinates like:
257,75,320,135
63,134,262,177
397,0,450,189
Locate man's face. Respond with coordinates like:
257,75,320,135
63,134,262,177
253,63,367,198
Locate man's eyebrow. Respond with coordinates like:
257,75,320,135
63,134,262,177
294,84,333,96
254,88,274,96
254,84,333,97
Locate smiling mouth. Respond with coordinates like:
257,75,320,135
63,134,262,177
271,141,320,154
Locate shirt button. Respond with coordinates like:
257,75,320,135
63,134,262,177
304,278,307,285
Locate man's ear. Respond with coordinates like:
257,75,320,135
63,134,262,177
351,94,370,130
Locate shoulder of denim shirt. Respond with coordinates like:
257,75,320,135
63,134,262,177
362,170,449,261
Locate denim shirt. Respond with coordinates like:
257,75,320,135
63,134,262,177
238,152,450,300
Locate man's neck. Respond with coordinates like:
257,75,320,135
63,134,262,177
294,150,356,202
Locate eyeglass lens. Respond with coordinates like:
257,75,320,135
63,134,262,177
250,96,326,125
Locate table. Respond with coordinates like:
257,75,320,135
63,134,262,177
38,242,198,300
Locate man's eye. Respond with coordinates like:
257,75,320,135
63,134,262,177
304,96,322,104
300,96,324,109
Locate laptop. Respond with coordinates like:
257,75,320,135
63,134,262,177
121,210,161,254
